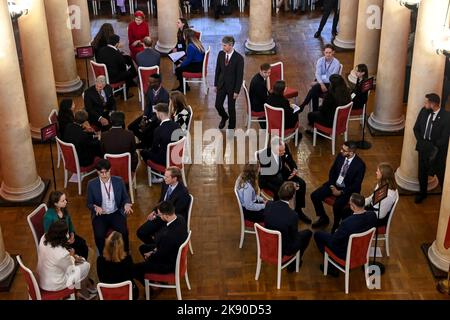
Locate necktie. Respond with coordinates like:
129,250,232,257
341,160,350,178
225,54,229,66
165,186,173,201
424,113,434,140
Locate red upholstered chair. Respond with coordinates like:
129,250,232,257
192,29,202,41
97,281,132,300
374,189,399,257
90,60,127,101
349,77,374,126
254,223,300,289
104,153,137,203
56,137,99,195
138,66,159,111
16,255,75,300
182,46,210,96
27,204,48,254
254,149,275,201
187,194,194,254
268,62,298,103
313,101,353,155
243,80,266,135
48,109,62,168
323,227,376,294
144,231,192,300
264,103,300,147
146,136,187,187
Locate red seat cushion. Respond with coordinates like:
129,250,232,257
314,123,332,135
251,111,266,118
146,160,166,173
282,254,295,264
261,189,274,198
284,87,298,99
41,287,74,300
80,156,101,173
324,196,337,206
377,226,386,234
182,72,202,79
145,273,175,284
244,220,265,229
325,246,346,267
110,81,126,89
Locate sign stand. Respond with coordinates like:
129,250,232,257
41,123,58,190
370,183,389,275
75,46,95,88
356,77,374,150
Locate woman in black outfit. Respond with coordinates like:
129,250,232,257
266,80,300,129
91,23,115,61
351,63,369,110
57,99,75,138
172,18,189,54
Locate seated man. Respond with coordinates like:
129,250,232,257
136,166,190,250
84,75,116,131
310,140,365,232
314,193,377,277
258,136,311,224
128,74,169,149
133,201,188,283
86,159,133,255
136,37,161,68
264,182,313,271
101,111,138,172
249,63,271,128
63,110,102,167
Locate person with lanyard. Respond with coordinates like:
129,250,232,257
299,44,341,112
87,159,133,255
84,75,117,131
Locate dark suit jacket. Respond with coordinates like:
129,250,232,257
96,45,128,83
63,123,101,167
144,87,170,118
264,201,299,255
329,211,377,259
86,176,131,219
317,92,351,128
326,154,365,199
101,128,138,172
148,120,181,165
84,85,116,124
214,50,244,94
249,73,269,113
136,48,161,68
158,183,191,220
267,94,298,129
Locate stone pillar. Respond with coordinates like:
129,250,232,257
428,144,450,271
17,0,58,139
0,225,15,282
368,0,410,132
395,0,447,192
244,0,275,52
348,0,383,84
155,0,179,53
333,0,359,49
68,0,92,47
0,1,45,201
44,0,83,93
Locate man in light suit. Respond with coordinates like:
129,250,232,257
84,76,116,131
87,159,133,255
214,36,244,130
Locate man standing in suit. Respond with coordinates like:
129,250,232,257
314,193,377,277
264,182,313,271
413,93,450,203
136,166,190,252
311,140,365,232
214,36,244,130
314,0,339,38
136,37,161,68
258,137,311,224
249,63,271,113
84,76,116,131
101,111,138,172
87,159,133,255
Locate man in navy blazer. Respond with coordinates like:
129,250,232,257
84,76,116,131
311,141,365,232
87,159,133,255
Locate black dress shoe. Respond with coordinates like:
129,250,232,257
320,264,339,277
314,31,321,38
312,216,329,228
298,211,312,224
415,194,427,204
219,117,228,129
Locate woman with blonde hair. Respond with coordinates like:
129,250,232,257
169,90,191,131
237,163,266,223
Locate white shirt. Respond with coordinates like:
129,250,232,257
166,216,177,227
100,178,117,214
423,109,440,140
315,56,341,84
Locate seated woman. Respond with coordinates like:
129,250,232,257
237,163,266,223
169,90,191,131
306,74,351,131
97,231,139,299
172,18,189,53
267,80,300,130
351,63,369,110
92,23,115,61
37,220,95,299
58,99,94,138
128,11,150,61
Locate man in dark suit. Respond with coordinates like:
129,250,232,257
101,111,138,172
136,37,161,68
136,166,190,250
133,201,188,283
86,159,133,255
249,63,271,113
214,36,244,130
314,0,339,38
314,193,377,276
84,76,117,131
413,93,450,203
128,74,169,149
63,110,102,167
310,140,365,232
258,137,311,224
264,182,313,271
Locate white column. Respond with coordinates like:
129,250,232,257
0,225,14,282
333,0,359,49
68,0,92,47
245,0,275,52
155,0,179,53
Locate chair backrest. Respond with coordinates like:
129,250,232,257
242,80,251,116
56,137,80,174
104,153,132,184
254,223,282,266
268,61,283,90
187,194,194,233
360,77,374,93
192,29,202,41
27,204,48,253
346,227,376,269
167,136,186,169
202,46,210,78
90,60,110,83
16,255,41,300
384,189,400,236
138,65,160,98
264,103,285,139
176,231,192,283
332,102,353,136
97,281,132,300
48,109,58,125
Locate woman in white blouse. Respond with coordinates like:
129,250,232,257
237,163,266,223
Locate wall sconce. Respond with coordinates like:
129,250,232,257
397,0,421,10
7,0,28,20
433,28,450,58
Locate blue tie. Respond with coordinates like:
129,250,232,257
165,186,173,201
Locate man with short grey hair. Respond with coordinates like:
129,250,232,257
136,36,161,68
84,75,117,131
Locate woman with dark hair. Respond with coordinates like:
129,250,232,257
237,163,266,223
172,18,189,53
128,10,150,61
266,80,300,129
91,23,115,60
58,99,74,138
351,63,369,110
169,91,191,131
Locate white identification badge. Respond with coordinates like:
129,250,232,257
321,74,327,82
336,175,344,186
177,44,183,49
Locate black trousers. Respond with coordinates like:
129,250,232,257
128,115,160,149
136,217,165,245
261,175,307,212
285,230,313,257
69,234,89,259
307,110,328,127
243,208,265,223
175,62,203,87
301,83,329,112
418,151,445,196
317,0,339,34
215,88,237,129
92,212,129,255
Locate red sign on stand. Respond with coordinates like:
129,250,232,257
76,46,94,59
41,123,58,142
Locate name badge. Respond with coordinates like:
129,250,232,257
105,198,113,211
336,175,344,186
177,44,183,49
321,74,327,82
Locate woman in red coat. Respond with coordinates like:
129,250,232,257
128,10,149,61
